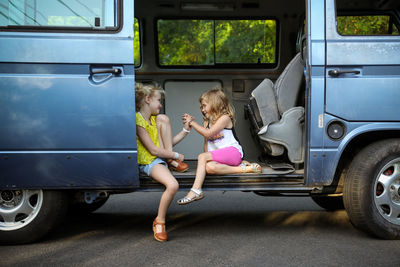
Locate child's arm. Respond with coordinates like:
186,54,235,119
203,121,208,152
172,121,191,146
188,115,231,139
136,125,184,162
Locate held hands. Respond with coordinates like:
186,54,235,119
182,113,193,132
182,113,194,126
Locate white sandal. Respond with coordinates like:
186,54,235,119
241,162,262,173
177,188,204,205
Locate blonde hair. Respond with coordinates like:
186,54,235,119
199,87,235,125
135,82,164,111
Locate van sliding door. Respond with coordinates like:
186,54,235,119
0,0,138,189
325,1,400,122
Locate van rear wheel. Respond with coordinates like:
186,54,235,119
0,190,68,244
343,139,400,239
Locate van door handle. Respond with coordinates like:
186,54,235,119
91,68,122,75
89,67,123,84
328,69,360,77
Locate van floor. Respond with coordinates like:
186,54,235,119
139,160,305,190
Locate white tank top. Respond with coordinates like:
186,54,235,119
207,127,243,158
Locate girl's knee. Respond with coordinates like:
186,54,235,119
198,152,208,161
166,179,179,194
198,152,212,164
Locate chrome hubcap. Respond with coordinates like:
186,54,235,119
0,190,43,231
374,159,400,225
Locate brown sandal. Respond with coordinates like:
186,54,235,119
153,218,167,242
167,159,189,172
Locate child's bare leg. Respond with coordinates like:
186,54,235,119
150,164,179,231
156,114,173,151
185,152,212,199
206,161,242,174
156,114,188,172
206,161,261,174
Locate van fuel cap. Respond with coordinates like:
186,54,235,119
327,120,346,140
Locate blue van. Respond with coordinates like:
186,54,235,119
1,0,400,244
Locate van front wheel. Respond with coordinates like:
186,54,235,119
343,139,400,239
0,190,68,244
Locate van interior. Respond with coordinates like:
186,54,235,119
134,0,400,190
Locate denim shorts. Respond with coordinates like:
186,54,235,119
139,157,167,176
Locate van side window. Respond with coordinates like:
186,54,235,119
157,19,277,67
0,0,119,31
337,15,400,35
134,17,141,67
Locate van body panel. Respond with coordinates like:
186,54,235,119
322,118,400,184
0,0,138,189
0,69,135,149
0,36,134,64
325,0,400,122
326,40,400,65
326,74,400,121
305,0,326,185
309,0,325,66
0,151,138,189
319,0,400,186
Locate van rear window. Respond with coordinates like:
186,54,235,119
337,15,400,36
0,0,119,31
157,19,277,67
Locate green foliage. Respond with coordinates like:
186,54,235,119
134,15,400,67
134,18,140,67
337,15,399,35
392,24,400,35
157,19,277,66
158,20,214,65
216,20,276,64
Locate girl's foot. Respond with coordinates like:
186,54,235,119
153,218,167,242
177,188,204,205
241,163,262,173
167,159,189,172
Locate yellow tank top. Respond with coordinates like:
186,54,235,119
136,112,160,165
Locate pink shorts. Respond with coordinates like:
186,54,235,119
210,146,242,166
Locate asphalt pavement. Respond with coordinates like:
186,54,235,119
1,191,400,266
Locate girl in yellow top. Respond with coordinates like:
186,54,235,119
135,82,190,242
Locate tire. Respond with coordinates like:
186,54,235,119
311,196,344,211
0,190,68,245
343,139,400,239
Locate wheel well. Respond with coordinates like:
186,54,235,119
329,131,400,194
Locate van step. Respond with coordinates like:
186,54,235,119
139,160,304,190
139,173,304,190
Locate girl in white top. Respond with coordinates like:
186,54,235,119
177,88,262,205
